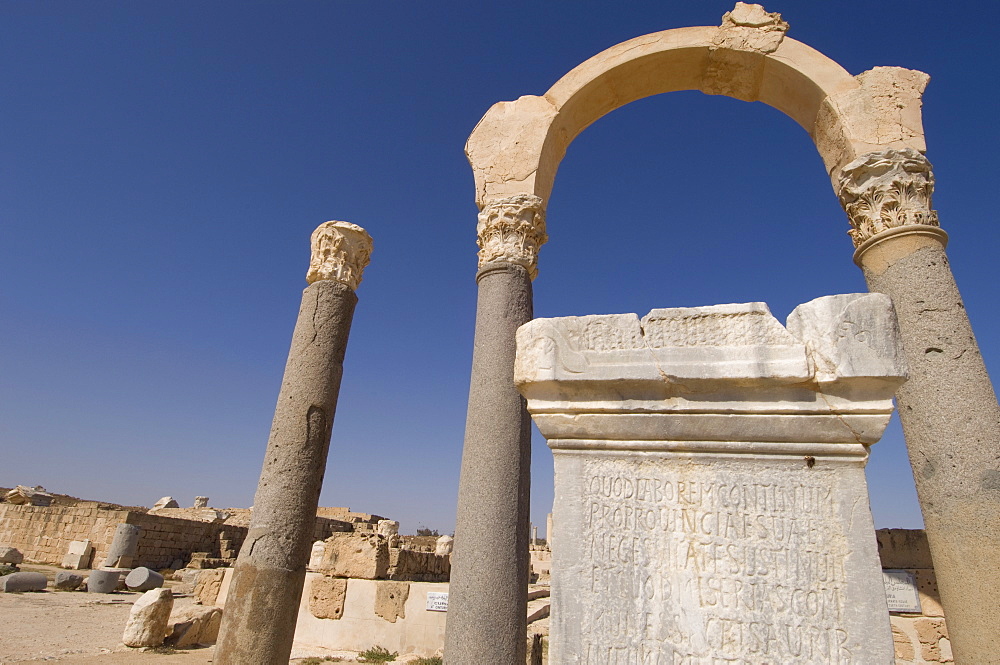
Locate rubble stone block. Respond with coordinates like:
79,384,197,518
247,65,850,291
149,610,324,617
166,605,223,646
319,533,389,580
0,546,24,565
193,568,227,606
54,571,84,590
122,588,174,647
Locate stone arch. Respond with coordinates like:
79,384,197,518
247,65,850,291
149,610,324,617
466,4,928,209
449,5,1000,663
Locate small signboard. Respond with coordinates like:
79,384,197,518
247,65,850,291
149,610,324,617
882,569,922,613
426,591,449,612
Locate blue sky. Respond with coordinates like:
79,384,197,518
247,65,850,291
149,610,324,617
2,1,997,535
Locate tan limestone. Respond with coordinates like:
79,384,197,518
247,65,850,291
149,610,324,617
374,581,409,623
308,576,347,620
319,533,389,580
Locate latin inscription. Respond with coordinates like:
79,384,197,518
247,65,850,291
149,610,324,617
571,461,853,664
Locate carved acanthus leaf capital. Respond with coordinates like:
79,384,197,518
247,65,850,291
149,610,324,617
837,148,939,248
306,221,373,290
477,194,548,280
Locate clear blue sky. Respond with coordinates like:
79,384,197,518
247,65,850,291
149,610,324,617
2,1,997,535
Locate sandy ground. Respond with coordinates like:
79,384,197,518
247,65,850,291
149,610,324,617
0,565,215,664
2,565,543,664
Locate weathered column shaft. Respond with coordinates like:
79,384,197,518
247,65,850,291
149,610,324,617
446,263,533,665
215,221,371,665
841,149,1000,664
861,239,1000,663
446,193,546,665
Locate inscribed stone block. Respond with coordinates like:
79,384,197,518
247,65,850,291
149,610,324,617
516,296,903,663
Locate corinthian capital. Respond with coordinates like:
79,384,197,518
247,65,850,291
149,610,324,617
837,148,940,248
476,194,548,280
306,221,373,290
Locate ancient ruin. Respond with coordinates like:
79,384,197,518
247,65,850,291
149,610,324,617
448,3,999,663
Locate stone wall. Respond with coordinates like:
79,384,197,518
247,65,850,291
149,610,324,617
0,503,126,567
1,503,365,570
0,503,248,569
877,529,952,664
123,511,248,569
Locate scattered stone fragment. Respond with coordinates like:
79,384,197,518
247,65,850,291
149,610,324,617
0,571,47,592
192,568,226,606
152,496,179,509
308,541,326,570
165,605,223,647
122,587,174,647
125,567,164,592
87,569,123,593
434,535,453,556
54,571,84,591
0,546,24,565
61,539,93,569
192,496,209,508
4,485,53,506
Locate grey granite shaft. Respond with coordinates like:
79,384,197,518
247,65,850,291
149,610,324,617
445,263,533,665
862,242,1000,664
103,524,141,567
214,279,358,665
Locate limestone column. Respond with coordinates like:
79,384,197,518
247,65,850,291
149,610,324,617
445,194,546,665
214,221,372,665
840,148,1000,663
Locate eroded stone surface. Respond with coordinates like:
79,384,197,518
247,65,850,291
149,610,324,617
122,588,173,647
54,571,84,591
319,533,389,580
434,535,453,556
166,605,222,646
0,546,24,565
305,221,373,289
308,575,347,620
308,540,326,570
193,569,226,606
374,581,410,623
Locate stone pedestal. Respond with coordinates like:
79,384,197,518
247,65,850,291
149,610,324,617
516,295,904,663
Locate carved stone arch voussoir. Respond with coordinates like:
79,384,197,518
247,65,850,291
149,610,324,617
466,3,930,215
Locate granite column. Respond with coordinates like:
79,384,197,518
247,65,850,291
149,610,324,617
445,194,546,665
840,149,1000,663
214,221,372,665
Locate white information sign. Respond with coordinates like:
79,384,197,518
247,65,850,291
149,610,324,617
426,591,449,612
882,569,922,613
